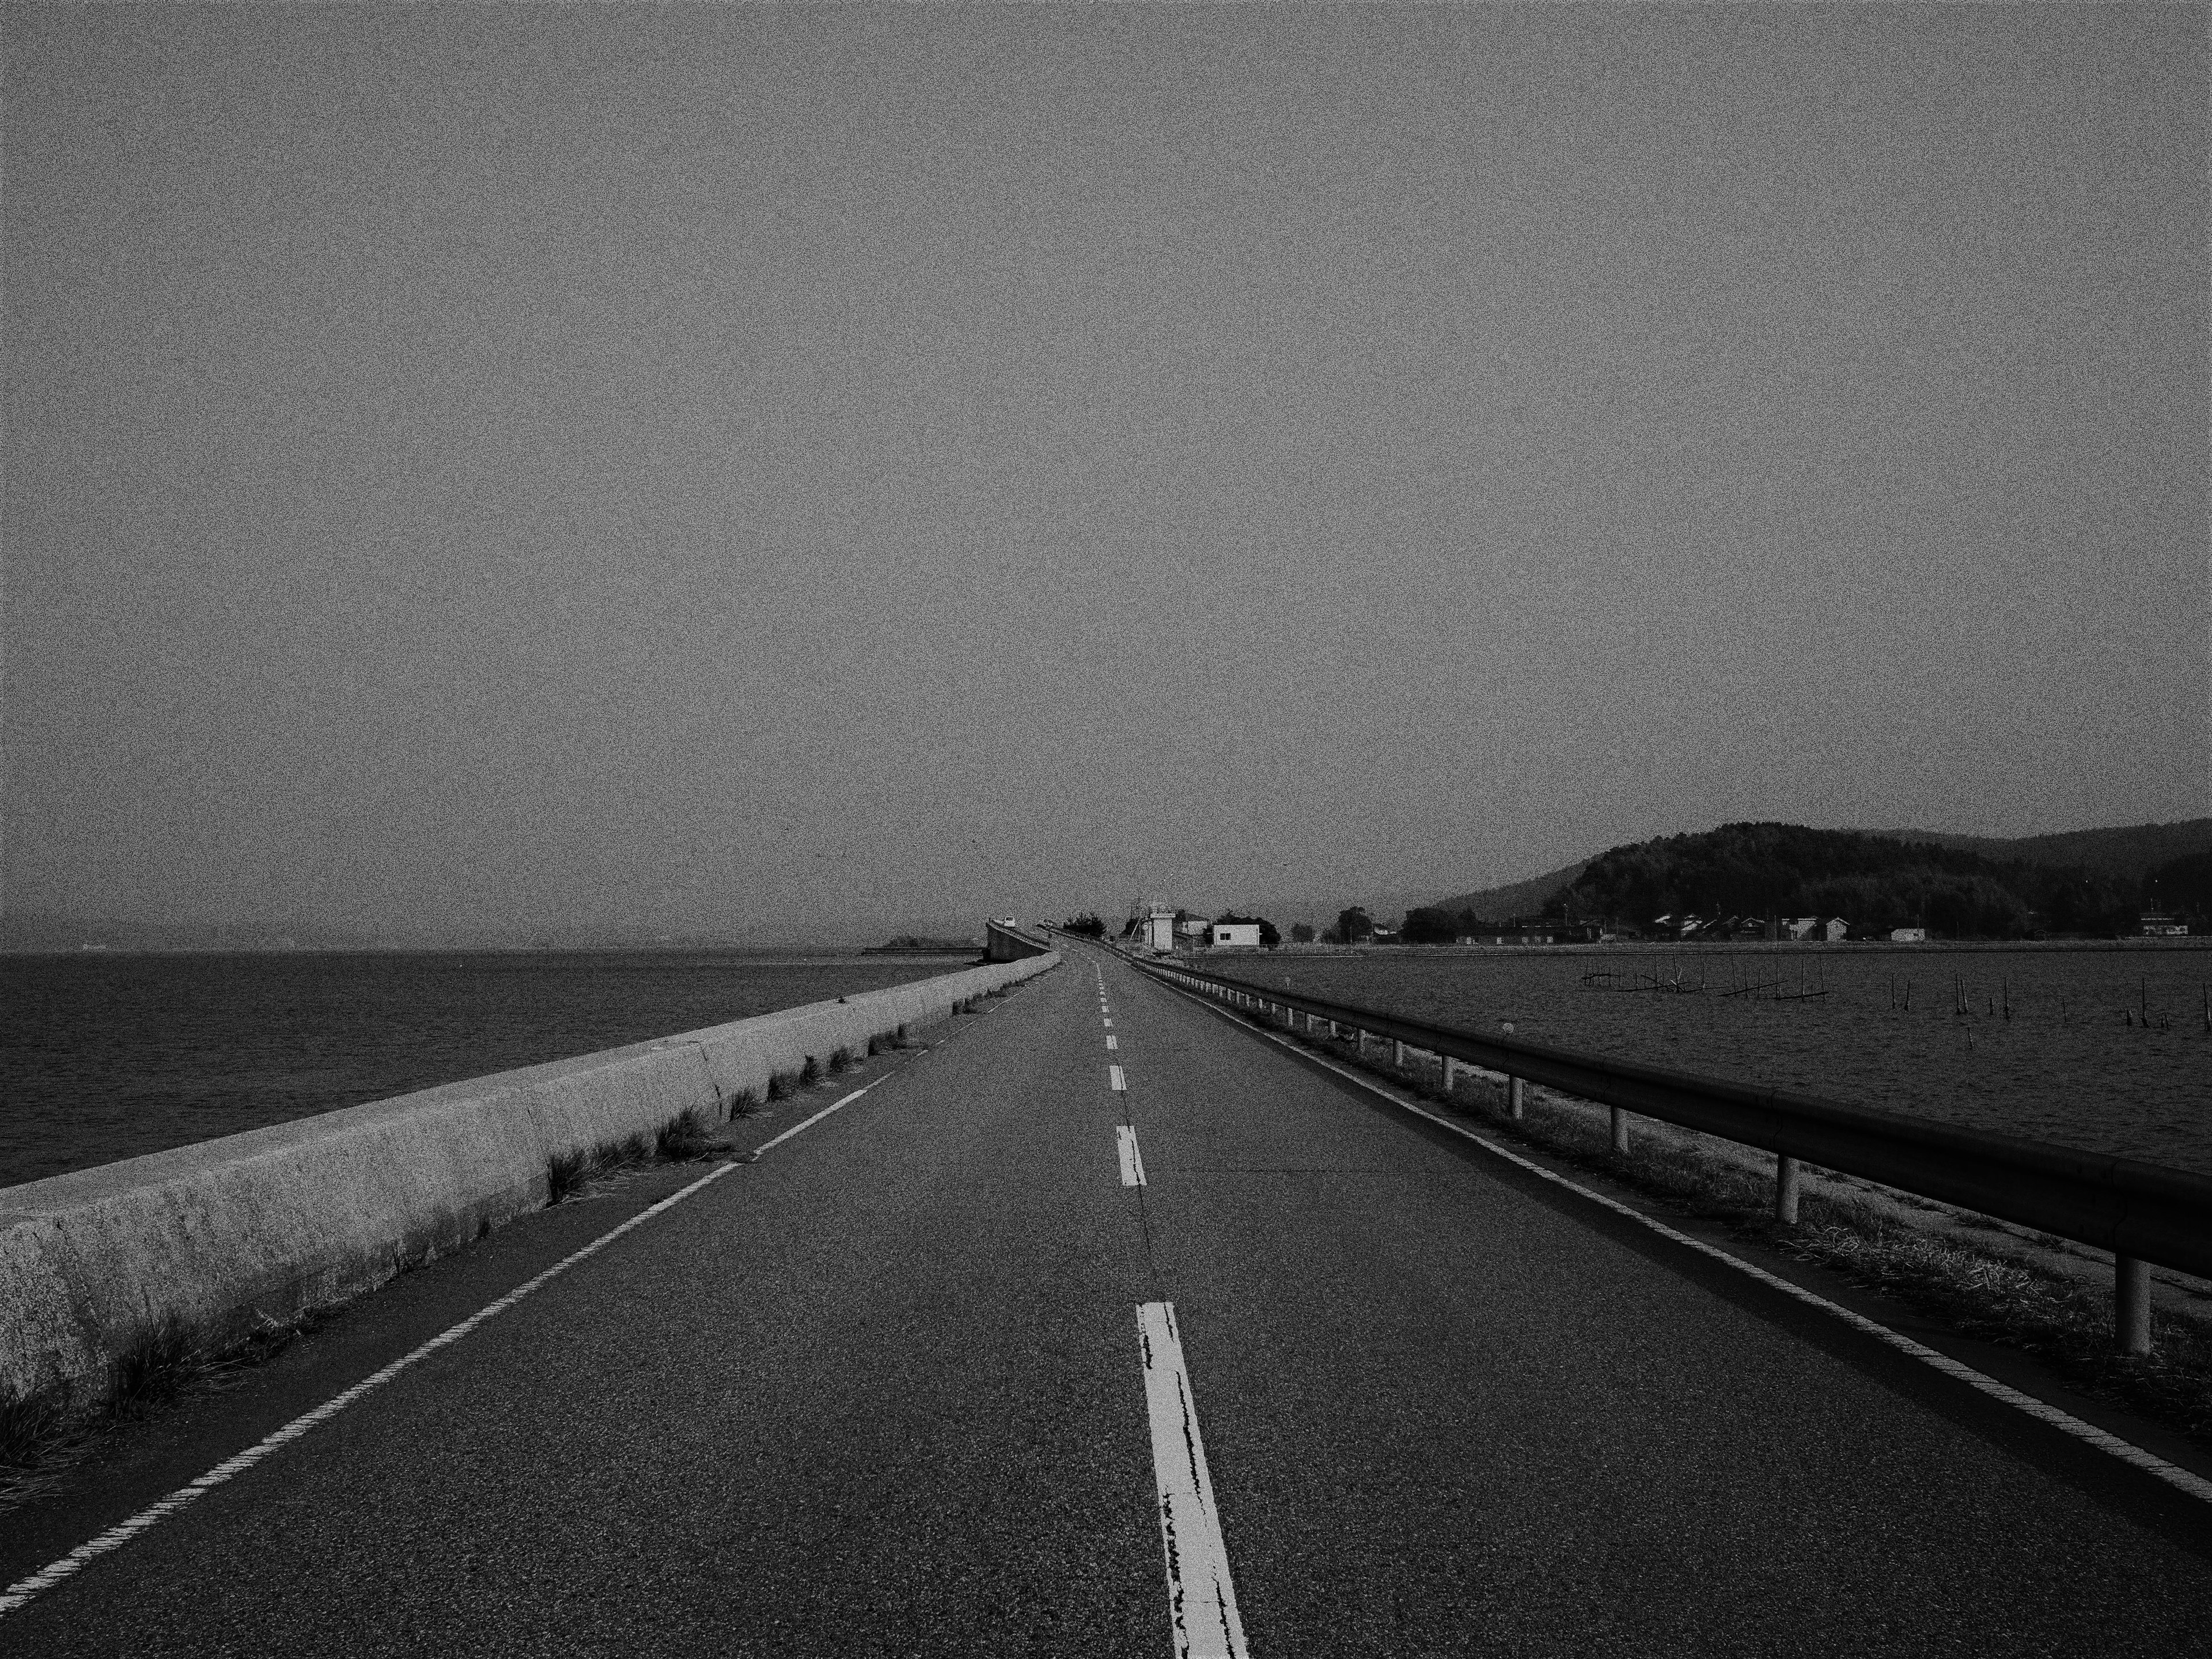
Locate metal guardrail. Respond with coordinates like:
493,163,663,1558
1131,955,2212,1354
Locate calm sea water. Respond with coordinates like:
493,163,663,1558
1226,945,2212,1177
0,950,972,1190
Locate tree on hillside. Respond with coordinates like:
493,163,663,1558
1063,912,1107,938
1402,907,1462,944
2147,850,2212,925
1557,821,2134,940
1290,923,1315,944
1332,906,1374,945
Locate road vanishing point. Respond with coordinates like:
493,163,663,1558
5,940,2210,1656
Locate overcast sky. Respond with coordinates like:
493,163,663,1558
6,4,2205,941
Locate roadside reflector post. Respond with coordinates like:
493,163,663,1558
1393,1039,1406,1068
1775,1154,1801,1224
2116,1256,2152,1355
1509,1076,1525,1119
1442,1057,1460,1092
1610,1107,1630,1154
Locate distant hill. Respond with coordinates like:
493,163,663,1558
1428,858,1596,924
1874,820,2212,886
1422,819,2212,935
1566,821,2209,938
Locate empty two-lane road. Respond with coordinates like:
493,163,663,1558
5,948,2209,1656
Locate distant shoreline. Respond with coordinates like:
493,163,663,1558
1,943,909,959
1195,938,2211,960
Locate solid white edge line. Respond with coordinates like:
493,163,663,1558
1118,1124,1147,1187
0,1070,901,1618
1110,1064,1127,1092
1138,1301,1247,1659
752,1074,891,1156
1180,989,2212,1509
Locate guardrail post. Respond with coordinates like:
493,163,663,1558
2116,1256,2152,1355
1441,1057,1459,1092
1509,1076,1524,1120
1774,1154,1800,1224
1610,1107,1630,1154
1393,1039,1406,1068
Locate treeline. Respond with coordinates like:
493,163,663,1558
1531,822,2185,940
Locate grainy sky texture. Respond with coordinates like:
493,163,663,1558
6,5,2206,941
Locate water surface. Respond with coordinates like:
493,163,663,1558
1223,945,2212,1176
1,950,970,1189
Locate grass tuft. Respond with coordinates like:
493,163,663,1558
3,1300,342,1513
767,1069,799,1101
0,1390,64,1473
728,1086,764,1119
829,1046,857,1074
107,1321,197,1421
866,1032,889,1056
547,1149,592,1203
798,1055,821,1087
657,1108,717,1162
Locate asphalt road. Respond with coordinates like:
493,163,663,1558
5,944,2210,1656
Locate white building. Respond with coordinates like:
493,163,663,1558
1136,904,1177,952
1211,922,1260,948
1889,927,1926,943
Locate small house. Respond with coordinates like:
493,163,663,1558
1210,922,1260,948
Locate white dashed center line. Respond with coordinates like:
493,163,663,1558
1109,1064,1127,1092
1118,1124,1147,1187
1138,1302,1247,1659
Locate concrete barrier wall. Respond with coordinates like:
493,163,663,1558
984,919,1051,961
0,951,1058,1411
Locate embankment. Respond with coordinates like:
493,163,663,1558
0,952,1056,1413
